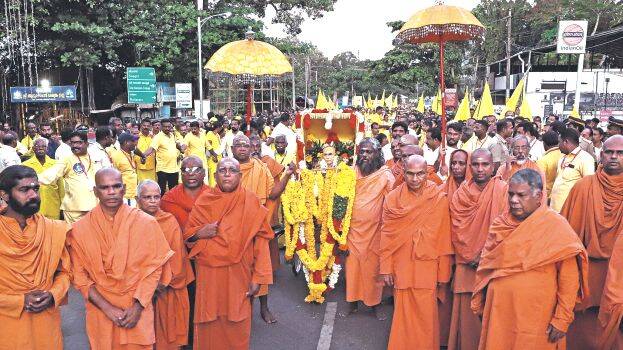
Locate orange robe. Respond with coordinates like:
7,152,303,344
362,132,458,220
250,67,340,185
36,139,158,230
347,166,395,306
598,232,623,349
260,155,285,271
380,182,453,349
386,158,396,169
68,204,174,350
161,184,210,230
471,207,589,350
240,158,274,297
0,214,71,349
154,210,195,350
496,159,546,186
448,177,508,350
560,167,623,349
185,186,274,350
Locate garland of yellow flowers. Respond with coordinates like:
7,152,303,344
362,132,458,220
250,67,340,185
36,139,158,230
281,180,307,260
326,162,356,249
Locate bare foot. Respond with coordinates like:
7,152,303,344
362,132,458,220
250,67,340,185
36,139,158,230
373,305,387,321
260,307,277,324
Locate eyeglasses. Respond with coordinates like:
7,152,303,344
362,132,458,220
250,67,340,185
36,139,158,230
181,166,204,174
216,167,240,175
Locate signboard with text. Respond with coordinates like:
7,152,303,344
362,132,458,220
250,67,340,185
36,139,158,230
10,85,77,103
175,83,192,108
557,20,588,54
127,67,156,104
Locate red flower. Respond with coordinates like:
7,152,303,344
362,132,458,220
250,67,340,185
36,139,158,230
349,113,357,129
313,271,323,284
295,113,302,128
303,114,311,129
333,218,343,232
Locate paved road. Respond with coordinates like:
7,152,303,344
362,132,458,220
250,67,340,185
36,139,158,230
61,254,394,350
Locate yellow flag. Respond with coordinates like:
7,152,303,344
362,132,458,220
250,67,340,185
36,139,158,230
455,89,471,121
501,78,525,117
432,88,442,115
519,95,533,120
366,93,372,109
474,82,495,120
393,95,399,109
416,94,425,113
385,93,394,109
381,90,386,107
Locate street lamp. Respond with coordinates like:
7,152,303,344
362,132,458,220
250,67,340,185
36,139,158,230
197,8,232,119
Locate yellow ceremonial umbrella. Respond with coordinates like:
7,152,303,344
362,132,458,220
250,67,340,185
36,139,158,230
455,89,471,121
473,82,495,120
205,28,293,132
416,94,425,113
395,1,485,144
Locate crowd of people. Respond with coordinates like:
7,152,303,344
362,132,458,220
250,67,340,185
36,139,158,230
0,104,622,350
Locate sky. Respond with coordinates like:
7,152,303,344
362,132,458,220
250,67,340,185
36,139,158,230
263,0,480,60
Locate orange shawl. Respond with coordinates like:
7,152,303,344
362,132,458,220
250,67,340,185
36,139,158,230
471,206,589,312
496,158,545,182
154,210,193,347
0,214,71,317
450,177,508,263
392,162,443,188
440,149,472,200
160,184,210,229
261,155,285,223
349,166,395,258
380,182,453,287
185,186,274,266
598,231,623,349
240,158,274,205
560,167,623,260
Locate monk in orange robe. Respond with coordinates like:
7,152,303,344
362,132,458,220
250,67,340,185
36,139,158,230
561,135,623,349
160,156,209,347
161,156,210,229
472,168,588,350
184,157,273,350
0,165,71,349
137,180,195,350
496,135,546,183
385,138,401,168
598,229,623,349
232,134,293,324
448,148,508,350
392,144,441,188
251,135,286,271
347,137,395,320
436,149,470,347
380,155,453,349
68,168,174,349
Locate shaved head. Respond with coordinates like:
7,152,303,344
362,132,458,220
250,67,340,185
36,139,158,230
403,155,428,191
602,135,623,175
215,157,241,192
95,167,122,185
401,144,424,158
233,134,250,145
181,155,203,168
94,168,125,211
470,148,494,186
232,134,251,163
399,134,418,146
181,156,205,189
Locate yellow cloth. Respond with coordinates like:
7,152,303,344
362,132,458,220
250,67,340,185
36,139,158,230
19,134,39,157
205,131,221,187
367,113,383,125
38,153,100,212
536,147,563,199
110,149,138,199
462,135,495,153
274,151,295,167
550,147,595,212
150,132,179,173
135,134,156,170
184,132,209,167
22,156,64,220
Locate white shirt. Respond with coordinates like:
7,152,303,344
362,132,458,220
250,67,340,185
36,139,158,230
528,137,545,161
87,142,112,168
0,145,22,172
221,130,244,157
423,144,440,166
55,142,72,161
382,143,393,162
270,122,297,155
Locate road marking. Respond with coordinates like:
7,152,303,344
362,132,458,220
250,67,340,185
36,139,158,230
317,302,338,350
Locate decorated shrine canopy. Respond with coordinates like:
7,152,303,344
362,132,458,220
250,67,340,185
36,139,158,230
205,29,293,84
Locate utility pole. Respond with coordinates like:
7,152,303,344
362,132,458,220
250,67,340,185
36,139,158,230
505,7,512,101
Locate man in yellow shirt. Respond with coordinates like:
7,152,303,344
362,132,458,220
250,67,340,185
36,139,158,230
205,119,223,186
273,134,295,166
110,133,139,206
184,121,209,167
38,131,101,223
134,118,156,182
536,131,563,200
22,138,64,219
142,119,186,194
550,127,595,212
19,122,39,158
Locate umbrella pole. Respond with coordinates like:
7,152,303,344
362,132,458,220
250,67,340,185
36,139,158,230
246,84,252,135
439,40,447,165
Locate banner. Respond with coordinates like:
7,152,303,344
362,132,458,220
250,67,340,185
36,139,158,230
175,83,192,108
10,85,77,103
352,96,363,107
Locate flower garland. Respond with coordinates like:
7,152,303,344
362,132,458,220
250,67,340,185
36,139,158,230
327,162,356,249
281,180,308,260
